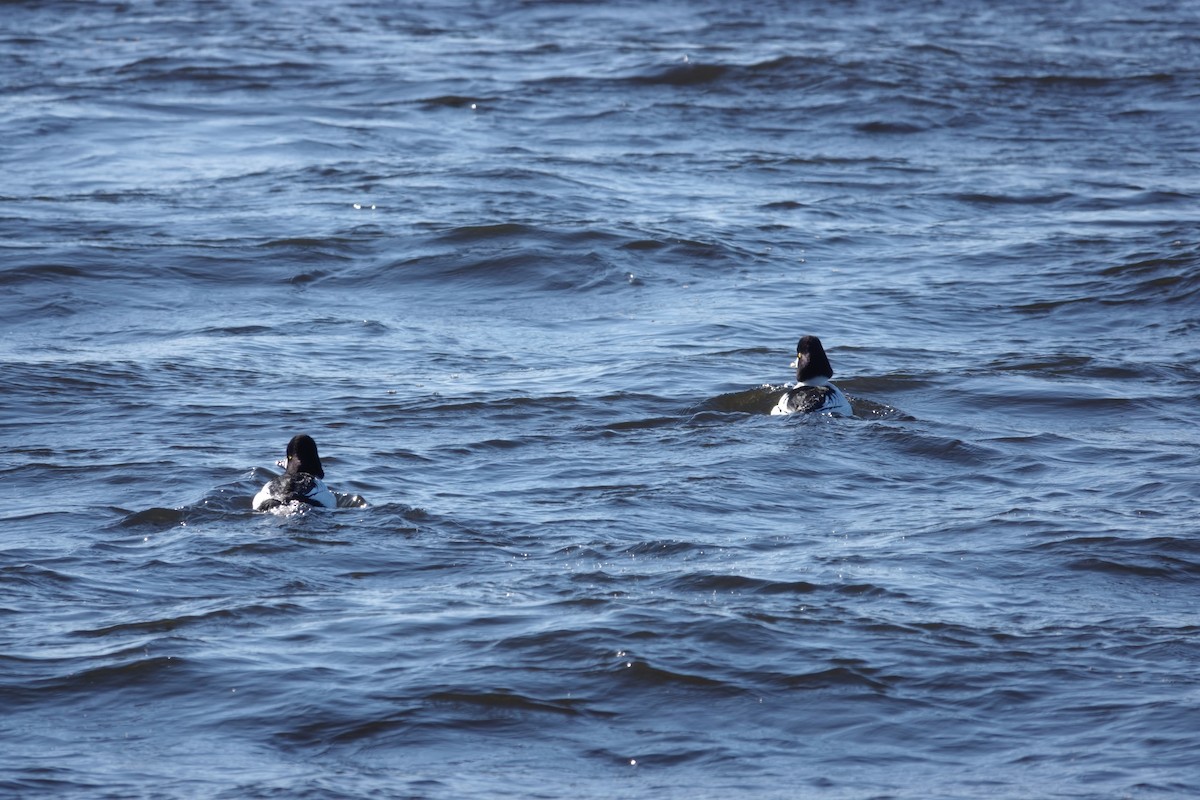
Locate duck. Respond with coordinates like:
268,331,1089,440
252,434,337,511
770,335,853,417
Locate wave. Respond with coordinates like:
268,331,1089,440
349,221,754,294
690,385,781,415
692,383,905,420
114,472,367,530
1036,535,1200,582
1009,238,1200,320
993,71,1177,90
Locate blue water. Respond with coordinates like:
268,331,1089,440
3,1,1199,797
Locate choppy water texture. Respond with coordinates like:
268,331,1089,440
2,0,1199,797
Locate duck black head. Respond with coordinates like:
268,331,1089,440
790,335,834,382
284,434,325,479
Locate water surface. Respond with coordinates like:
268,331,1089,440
2,1,1199,797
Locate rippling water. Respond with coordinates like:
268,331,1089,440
3,0,1199,797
